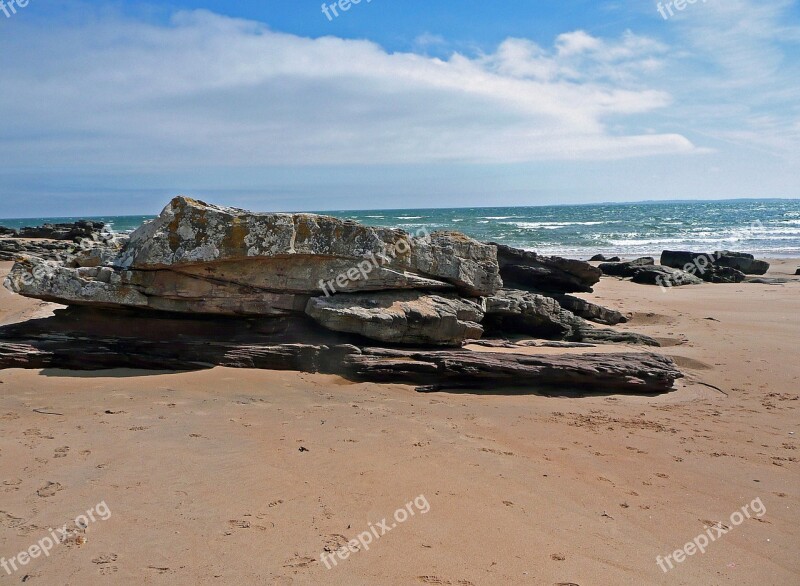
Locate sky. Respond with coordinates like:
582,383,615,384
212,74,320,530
0,0,798,216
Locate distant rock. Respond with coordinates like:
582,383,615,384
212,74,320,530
0,238,76,262
18,220,106,242
599,257,655,277
0,227,18,237
631,265,703,287
491,243,601,293
795,267,800,276
661,250,768,278
714,251,769,275
590,254,621,262
306,291,484,346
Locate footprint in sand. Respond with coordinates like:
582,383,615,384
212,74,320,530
54,446,69,458
36,481,63,498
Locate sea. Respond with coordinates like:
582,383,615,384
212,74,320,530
2,200,799,259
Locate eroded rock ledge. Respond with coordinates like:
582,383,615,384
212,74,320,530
1,196,682,393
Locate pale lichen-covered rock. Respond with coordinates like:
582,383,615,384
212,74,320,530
306,291,485,346
4,257,149,309
4,196,502,315
115,197,501,296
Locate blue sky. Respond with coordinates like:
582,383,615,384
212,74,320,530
0,0,798,216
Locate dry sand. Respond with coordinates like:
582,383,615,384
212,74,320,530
0,260,798,585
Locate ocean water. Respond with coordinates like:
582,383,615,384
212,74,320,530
2,200,799,259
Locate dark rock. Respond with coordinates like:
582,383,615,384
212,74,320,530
305,291,484,346
491,243,601,293
631,265,703,287
795,268,800,276
483,289,657,346
661,249,768,277
483,289,580,338
599,257,655,277
550,293,627,325
18,220,106,242
0,227,18,237
590,254,621,262
714,251,769,275
0,307,682,394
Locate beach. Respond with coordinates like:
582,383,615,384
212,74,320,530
1,258,797,585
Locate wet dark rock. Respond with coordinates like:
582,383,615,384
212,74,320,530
491,243,601,293
599,257,655,277
631,265,703,287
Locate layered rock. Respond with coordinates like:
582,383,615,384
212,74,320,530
6,197,502,316
491,243,601,293
306,291,484,346
0,307,682,394
550,293,627,325
483,289,656,345
117,197,500,296
0,239,76,262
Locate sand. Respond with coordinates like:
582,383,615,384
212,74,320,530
0,259,798,585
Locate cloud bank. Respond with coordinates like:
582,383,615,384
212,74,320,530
0,9,696,168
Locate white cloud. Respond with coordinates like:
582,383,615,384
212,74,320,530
0,10,696,169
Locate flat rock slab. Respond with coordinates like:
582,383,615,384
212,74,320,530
0,307,682,394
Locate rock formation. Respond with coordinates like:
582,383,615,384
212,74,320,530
306,291,484,346
491,243,601,293
598,257,655,277
661,250,768,279
1,196,683,393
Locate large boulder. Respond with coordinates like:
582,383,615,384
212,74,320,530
714,251,769,275
305,291,484,346
5,197,502,315
484,289,581,338
599,257,655,278
116,197,501,296
490,243,601,293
